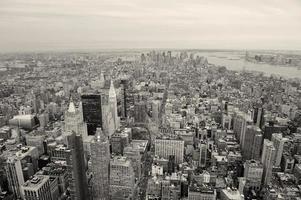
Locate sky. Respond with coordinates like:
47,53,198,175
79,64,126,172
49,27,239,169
0,0,301,52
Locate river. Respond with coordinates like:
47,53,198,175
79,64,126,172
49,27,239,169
195,51,301,79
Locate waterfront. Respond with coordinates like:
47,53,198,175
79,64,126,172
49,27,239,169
196,51,301,79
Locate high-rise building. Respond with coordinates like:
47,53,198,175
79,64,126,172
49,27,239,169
110,156,135,200
188,182,216,200
90,128,110,200
152,100,160,123
20,175,53,200
262,122,287,140
108,80,119,137
65,132,89,200
199,142,207,168
111,132,129,155
25,133,45,156
242,125,262,160
81,94,102,135
124,145,141,180
5,146,39,199
134,102,147,123
120,79,128,118
271,133,288,166
261,139,276,186
155,139,184,164
64,100,88,140
233,112,252,148
243,160,263,192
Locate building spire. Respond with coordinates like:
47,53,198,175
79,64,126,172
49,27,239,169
68,98,76,113
100,71,105,88
109,80,116,98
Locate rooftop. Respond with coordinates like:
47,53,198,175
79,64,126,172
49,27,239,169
22,175,49,190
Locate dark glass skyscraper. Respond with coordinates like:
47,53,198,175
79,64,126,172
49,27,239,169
81,94,102,135
66,132,89,200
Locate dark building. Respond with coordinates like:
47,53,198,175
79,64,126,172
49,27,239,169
134,102,147,123
168,155,176,174
120,79,128,119
66,132,89,200
81,94,102,135
263,122,287,140
242,125,262,160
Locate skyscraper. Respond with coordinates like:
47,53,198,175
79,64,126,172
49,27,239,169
81,94,102,135
90,128,110,200
110,156,135,200
243,160,263,192
134,102,147,123
152,100,160,123
120,79,128,118
108,80,119,136
5,146,39,199
199,142,207,168
261,139,276,186
271,133,288,166
242,125,262,160
64,100,88,140
65,132,89,200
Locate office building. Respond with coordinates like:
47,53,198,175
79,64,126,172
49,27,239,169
199,142,207,168
243,160,263,192
110,156,135,200
155,139,184,164
261,139,276,186
152,100,160,123
90,128,110,200
134,102,147,123
124,145,142,180
64,100,88,140
20,175,52,200
188,182,216,200
109,80,119,130
271,133,288,166
65,132,89,200
242,125,262,160
5,146,39,199
81,94,102,135
120,79,128,118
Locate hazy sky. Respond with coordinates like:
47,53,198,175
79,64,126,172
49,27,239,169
1,0,301,52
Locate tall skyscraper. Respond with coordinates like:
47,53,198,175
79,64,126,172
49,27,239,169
261,139,276,186
65,132,89,200
81,94,102,135
90,128,110,200
199,142,207,168
271,133,288,166
64,100,88,140
108,80,119,136
242,125,262,160
120,79,128,118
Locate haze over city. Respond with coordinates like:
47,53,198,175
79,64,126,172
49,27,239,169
1,0,301,52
